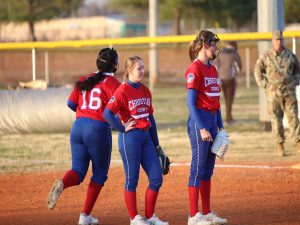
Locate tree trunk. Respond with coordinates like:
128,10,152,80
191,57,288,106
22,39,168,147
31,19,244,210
28,20,36,41
28,0,36,41
174,7,181,35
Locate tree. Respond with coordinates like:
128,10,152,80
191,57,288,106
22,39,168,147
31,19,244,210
285,0,300,23
108,0,257,35
57,0,84,17
0,1,10,22
0,0,84,41
159,0,194,35
108,0,148,13
108,0,192,35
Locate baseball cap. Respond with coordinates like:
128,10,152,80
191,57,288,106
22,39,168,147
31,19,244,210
272,30,283,40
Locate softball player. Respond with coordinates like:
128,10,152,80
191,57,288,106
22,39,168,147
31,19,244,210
104,56,168,225
185,30,227,225
47,47,120,225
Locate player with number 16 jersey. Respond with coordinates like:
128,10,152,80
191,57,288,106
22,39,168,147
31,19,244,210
47,47,120,225
69,72,120,122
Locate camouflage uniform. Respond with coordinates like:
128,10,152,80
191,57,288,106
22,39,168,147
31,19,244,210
254,47,300,144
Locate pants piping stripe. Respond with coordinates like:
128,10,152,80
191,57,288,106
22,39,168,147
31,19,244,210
122,133,130,190
107,129,112,171
194,123,200,186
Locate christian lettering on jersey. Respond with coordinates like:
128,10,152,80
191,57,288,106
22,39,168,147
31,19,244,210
204,77,220,87
128,98,151,110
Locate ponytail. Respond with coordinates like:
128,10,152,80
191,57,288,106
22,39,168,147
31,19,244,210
189,30,220,62
189,40,202,62
76,72,104,91
76,47,119,91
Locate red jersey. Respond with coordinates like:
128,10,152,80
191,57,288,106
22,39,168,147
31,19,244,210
106,82,153,129
185,59,221,111
68,73,120,122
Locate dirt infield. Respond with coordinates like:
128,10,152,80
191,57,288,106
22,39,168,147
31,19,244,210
1,165,300,225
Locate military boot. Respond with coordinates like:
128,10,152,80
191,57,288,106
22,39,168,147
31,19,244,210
297,141,300,153
277,143,285,156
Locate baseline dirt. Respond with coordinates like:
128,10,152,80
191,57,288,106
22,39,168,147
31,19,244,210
1,165,300,225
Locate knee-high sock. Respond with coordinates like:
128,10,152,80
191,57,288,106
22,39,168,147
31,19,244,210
83,181,102,215
125,190,138,219
189,186,199,217
200,180,211,215
62,170,80,189
145,188,159,219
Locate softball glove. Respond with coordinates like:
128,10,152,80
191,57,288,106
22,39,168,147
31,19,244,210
211,129,229,159
156,146,171,175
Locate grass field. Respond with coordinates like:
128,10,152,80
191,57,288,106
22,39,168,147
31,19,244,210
0,81,299,174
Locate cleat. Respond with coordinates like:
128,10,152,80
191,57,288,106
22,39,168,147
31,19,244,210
188,212,212,225
131,215,150,225
147,214,169,225
47,179,63,209
203,212,227,225
78,213,99,225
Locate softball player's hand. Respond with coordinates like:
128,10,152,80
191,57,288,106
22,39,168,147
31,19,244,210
200,128,213,142
124,118,136,132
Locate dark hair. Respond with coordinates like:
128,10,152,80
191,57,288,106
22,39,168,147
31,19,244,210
76,47,119,90
124,56,142,81
228,41,238,50
189,30,220,61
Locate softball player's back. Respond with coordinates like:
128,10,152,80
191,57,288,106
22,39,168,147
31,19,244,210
47,47,120,225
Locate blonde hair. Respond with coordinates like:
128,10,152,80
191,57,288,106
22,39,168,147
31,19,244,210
124,56,142,81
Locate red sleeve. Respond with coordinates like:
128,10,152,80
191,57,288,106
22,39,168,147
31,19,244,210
68,86,79,104
185,65,201,90
106,85,125,114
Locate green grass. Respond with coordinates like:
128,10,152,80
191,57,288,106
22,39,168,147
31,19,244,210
152,85,188,128
153,83,299,164
152,81,260,132
0,82,299,174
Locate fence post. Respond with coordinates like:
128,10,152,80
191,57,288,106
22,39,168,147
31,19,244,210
292,37,297,54
245,47,250,89
45,51,49,85
32,48,36,81
149,0,158,91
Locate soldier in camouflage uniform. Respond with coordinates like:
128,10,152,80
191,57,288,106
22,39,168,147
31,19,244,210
254,30,300,156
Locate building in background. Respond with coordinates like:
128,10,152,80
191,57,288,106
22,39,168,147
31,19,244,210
0,16,126,42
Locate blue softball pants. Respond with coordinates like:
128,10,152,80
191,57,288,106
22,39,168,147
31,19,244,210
70,117,112,186
118,129,163,192
187,109,218,187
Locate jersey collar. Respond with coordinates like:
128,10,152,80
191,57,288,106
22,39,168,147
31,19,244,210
96,71,114,76
195,58,211,67
127,79,141,89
